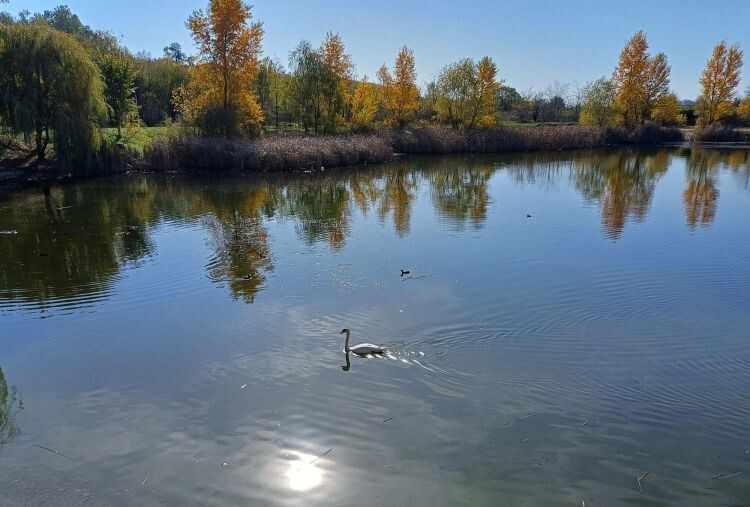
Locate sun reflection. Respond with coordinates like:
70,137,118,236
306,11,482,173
286,453,323,491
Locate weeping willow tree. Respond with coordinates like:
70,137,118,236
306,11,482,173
0,21,107,169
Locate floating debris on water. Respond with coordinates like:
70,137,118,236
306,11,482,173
34,444,73,461
637,471,649,494
309,448,333,465
713,471,742,480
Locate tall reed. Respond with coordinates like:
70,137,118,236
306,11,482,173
142,125,686,172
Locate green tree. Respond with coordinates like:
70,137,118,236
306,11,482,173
255,57,290,129
163,42,186,63
0,22,106,167
495,85,522,120
289,40,327,132
435,56,499,128
37,5,119,57
135,55,189,125
99,52,138,138
580,78,620,127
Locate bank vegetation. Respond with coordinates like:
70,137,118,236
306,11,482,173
0,1,747,176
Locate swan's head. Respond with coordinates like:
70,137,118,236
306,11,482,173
340,328,349,334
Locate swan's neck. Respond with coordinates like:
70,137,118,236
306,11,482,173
344,331,350,352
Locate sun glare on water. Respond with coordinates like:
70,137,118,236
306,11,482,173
286,453,323,491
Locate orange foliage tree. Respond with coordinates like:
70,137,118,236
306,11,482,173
177,0,264,135
612,31,671,126
698,41,743,125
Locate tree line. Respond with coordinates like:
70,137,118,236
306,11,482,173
2,1,750,170
580,31,749,128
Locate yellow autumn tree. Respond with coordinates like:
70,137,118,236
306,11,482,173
177,0,264,136
739,97,750,123
612,31,671,126
474,57,500,128
350,78,379,130
698,41,744,125
377,46,419,128
320,32,352,132
651,93,685,125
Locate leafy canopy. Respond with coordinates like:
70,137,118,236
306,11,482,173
434,56,499,129
612,30,671,126
178,0,264,135
0,21,106,167
377,46,419,128
698,41,743,125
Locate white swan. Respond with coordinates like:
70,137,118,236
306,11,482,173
340,328,385,356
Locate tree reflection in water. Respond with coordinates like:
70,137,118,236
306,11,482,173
574,149,669,240
684,150,720,229
0,368,22,451
430,158,494,230
0,149,745,310
200,186,274,303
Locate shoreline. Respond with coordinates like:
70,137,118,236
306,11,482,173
2,125,748,191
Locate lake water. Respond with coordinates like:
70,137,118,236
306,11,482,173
1,147,749,506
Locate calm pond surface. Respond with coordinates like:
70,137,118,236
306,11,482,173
1,148,750,506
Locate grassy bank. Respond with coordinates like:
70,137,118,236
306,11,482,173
142,125,685,172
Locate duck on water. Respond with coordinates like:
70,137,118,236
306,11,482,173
340,328,386,356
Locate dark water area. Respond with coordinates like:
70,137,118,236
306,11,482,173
1,147,749,506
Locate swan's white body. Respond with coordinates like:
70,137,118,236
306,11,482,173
341,329,385,356
349,343,385,355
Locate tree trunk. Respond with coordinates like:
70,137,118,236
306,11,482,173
35,127,45,162
223,66,229,109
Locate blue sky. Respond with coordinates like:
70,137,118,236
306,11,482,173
8,0,750,100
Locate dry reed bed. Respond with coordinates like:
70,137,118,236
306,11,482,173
142,125,685,172
692,125,750,143
144,133,392,171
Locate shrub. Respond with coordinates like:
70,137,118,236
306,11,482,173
692,125,750,143
607,124,684,145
